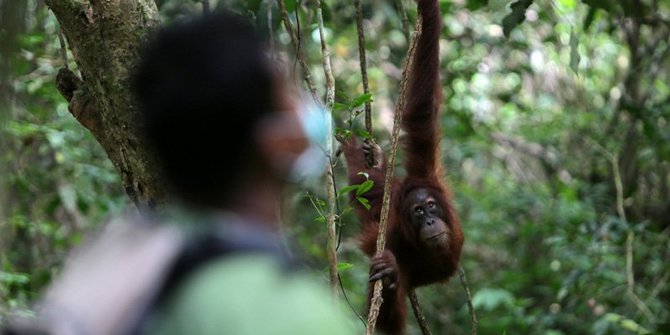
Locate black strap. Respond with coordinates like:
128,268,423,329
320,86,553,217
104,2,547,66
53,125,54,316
157,226,292,303
131,222,295,335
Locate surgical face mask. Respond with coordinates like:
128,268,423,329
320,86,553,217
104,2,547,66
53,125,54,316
288,99,330,183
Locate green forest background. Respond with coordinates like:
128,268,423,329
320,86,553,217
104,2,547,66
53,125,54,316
1,0,669,334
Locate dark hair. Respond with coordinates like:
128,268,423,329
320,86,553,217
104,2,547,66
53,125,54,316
133,12,274,208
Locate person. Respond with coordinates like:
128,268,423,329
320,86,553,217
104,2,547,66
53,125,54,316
131,10,353,335
3,10,355,335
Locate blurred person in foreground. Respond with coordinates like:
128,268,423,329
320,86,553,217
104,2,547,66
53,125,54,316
3,10,355,335
132,11,354,335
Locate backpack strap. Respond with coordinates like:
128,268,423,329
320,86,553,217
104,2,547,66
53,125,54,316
131,218,294,335
159,224,289,297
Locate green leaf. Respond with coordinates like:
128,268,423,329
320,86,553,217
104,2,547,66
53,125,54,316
0,272,30,285
340,184,359,194
336,262,354,271
284,0,297,12
605,313,622,322
356,197,371,210
333,102,349,113
604,313,651,334
335,127,352,139
350,93,373,109
356,179,374,196
558,0,577,8
502,0,533,37
467,0,488,11
354,129,372,139
620,319,648,333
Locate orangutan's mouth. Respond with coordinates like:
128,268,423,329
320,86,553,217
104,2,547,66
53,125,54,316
427,232,446,240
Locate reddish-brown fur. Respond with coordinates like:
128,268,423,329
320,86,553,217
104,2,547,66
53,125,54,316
341,0,463,333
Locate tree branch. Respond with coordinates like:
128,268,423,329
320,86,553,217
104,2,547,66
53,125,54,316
354,0,379,169
276,0,321,105
459,266,478,335
591,140,656,323
354,0,372,135
315,0,340,301
409,289,432,335
365,16,422,335
395,0,411,42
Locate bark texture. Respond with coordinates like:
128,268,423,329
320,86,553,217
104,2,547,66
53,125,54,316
46,0,165,208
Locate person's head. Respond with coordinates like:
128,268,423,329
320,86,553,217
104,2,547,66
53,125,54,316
133,12,315,209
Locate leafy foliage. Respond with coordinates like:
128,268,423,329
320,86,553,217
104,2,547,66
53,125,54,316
0,6,126,321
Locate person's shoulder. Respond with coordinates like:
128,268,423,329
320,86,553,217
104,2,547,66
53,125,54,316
148,254,357,335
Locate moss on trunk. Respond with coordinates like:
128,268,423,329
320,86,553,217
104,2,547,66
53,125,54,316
46,0,165,208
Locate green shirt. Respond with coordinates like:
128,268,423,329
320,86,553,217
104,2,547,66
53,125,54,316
146,254,357,335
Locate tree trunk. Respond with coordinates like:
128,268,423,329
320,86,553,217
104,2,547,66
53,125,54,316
46,0,165,209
